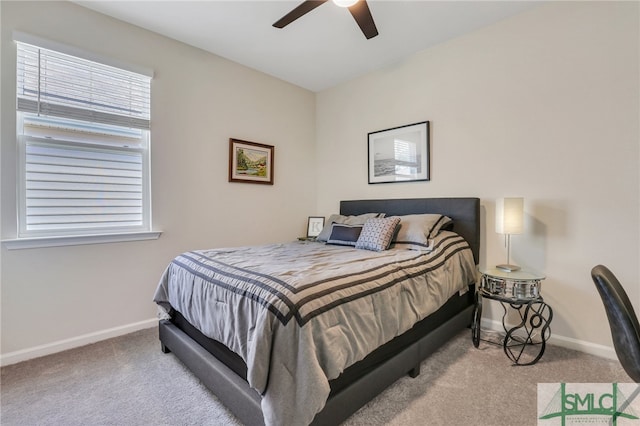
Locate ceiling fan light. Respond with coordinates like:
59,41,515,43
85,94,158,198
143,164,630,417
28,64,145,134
333,0,358,8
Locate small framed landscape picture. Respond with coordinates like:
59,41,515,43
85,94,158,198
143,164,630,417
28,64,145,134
229,138,274,185
368,121,430,184
307,216,325,238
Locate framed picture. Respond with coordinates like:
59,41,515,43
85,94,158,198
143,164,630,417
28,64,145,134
307,216,325,238
229,138,274,185
367,121,430,184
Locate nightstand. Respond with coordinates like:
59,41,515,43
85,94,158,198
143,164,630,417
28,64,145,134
471,268,553,365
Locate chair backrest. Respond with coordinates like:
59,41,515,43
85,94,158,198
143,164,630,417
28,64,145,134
592,264,640,382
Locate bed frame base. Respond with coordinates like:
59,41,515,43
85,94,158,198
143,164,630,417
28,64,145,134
159,304,473,426
159,320,265,425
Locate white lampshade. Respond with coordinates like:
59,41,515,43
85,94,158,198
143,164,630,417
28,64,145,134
495,197,524,235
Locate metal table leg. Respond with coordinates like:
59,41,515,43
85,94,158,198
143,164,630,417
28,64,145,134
502,300,553,365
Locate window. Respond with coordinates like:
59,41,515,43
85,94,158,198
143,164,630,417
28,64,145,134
15,38,153,242
393,138,418,177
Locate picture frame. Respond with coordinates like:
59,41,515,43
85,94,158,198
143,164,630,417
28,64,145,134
367,121,430,184
307,216,325,238
229,138,274,185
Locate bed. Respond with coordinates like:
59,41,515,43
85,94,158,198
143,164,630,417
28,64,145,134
154,197,480,426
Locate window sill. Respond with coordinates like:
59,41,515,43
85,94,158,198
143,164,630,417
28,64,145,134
2,231,162,250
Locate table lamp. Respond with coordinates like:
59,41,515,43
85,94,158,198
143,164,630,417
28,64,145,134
495,197,524,272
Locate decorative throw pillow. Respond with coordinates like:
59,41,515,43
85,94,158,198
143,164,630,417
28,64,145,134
355,216,402,252
392,214,454,251
316,212,385,242
326,224,363,246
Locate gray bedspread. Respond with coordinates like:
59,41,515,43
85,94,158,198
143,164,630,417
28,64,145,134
153,231,476,426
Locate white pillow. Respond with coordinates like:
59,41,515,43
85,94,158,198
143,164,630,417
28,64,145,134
355,217,401,252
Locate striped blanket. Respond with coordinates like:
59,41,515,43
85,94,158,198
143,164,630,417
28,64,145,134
154,231,476,426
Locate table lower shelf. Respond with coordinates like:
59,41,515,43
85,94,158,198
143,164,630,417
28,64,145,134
471,291,553,365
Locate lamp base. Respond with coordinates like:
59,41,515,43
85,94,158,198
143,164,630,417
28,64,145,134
496,263,521,272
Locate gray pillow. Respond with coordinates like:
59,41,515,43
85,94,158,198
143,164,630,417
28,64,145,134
316,212,385,242
391,214,453,251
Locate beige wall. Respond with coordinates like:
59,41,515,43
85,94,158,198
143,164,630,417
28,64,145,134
316,2,639,355
0,1,316,360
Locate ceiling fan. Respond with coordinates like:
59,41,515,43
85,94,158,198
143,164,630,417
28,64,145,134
273,0,379,40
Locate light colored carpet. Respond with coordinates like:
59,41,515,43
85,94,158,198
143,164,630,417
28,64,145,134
0,327,630,425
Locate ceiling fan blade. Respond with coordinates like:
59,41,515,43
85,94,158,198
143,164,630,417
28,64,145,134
348,0,378,39
273,0,328,28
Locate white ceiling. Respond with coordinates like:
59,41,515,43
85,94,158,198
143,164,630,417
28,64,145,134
74,1,540,92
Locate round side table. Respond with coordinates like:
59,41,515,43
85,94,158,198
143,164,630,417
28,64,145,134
472,268,553,365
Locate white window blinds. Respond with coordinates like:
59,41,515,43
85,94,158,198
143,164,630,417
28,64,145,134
16,39,152,239
17,42,150,130
22,139,145,233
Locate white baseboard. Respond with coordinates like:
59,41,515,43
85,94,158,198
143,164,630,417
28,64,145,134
1,317,618,367
0,318,158,367
480,318,617,360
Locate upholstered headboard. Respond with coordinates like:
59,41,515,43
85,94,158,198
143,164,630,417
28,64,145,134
340,197,480,264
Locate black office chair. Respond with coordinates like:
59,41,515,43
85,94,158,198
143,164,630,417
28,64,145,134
592,264,640,382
